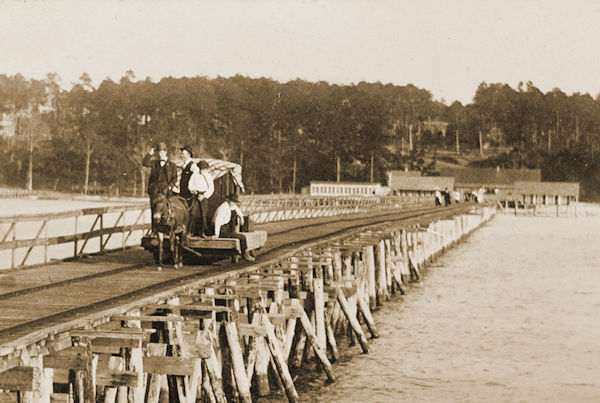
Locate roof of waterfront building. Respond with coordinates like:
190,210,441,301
388,175,454,192
387,170,422,177
439,167,542,188
514,181,580,197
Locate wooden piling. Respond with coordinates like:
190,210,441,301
364,245,377,309
336,287,369,353
260,313,299,403
313,278,327,349
224,322,252,403
356,287,378,338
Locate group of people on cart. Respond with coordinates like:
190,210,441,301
142,141,255,261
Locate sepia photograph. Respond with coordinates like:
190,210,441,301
0,0,598,401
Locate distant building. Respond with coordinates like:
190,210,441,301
0,113,16,137
422,119,448,136
386,170,421,187
439,167,541,192
513,181,579,204
388,175,454,196
309,181,384,196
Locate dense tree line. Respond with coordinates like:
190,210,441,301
1,73,600,198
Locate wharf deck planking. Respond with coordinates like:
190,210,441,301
0,262,130,295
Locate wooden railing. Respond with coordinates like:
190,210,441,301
0,195,434,270
241,194,434,224
0,203,149,270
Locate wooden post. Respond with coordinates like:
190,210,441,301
261,313,299,403
356,287,378,338
376,240,389,303
244,334,258,382
325,304,339,362
313,278,326,349
254,336,270,396
297,311,335,382
384,239,393,295
99,214,104,253
336,287,369,353
224,323,251,403
124,315,144,403
202,362,217,403
11,223,15,270
364,246,377,309
283,318,297,361
205,340,227,403
74,215,78,259
144,342,166,403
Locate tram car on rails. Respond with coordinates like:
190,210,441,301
141,158,267,263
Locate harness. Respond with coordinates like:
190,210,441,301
160,196,189,231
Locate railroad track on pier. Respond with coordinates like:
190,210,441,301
0,204,472,348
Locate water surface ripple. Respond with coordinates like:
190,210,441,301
298,214,600,402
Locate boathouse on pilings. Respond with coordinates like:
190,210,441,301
387,173,454,197
508,181,580,216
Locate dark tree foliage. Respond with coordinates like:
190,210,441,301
1,74,600,199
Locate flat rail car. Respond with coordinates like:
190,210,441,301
141,157,267,262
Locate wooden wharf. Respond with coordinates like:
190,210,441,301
0,203,495,402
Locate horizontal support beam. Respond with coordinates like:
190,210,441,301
96,370,139,387
0,366,39,391
237,323,267,338
143,356,197,376
71,329,145,340
44,346,87,370
111,315,184,322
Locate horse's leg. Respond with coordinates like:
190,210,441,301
175,234,181,269
170,229,178,269
179,224,187,268
157,232,163,271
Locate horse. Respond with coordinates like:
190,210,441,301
149,185,190,269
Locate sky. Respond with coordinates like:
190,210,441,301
2,0,600,105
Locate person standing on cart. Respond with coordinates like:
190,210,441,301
212,193,255,261
142,142,177,234
178,145,200,236
188,160,214,237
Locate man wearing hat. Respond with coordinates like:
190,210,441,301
177,145,200,235
212,193,254,261
142,142,177,233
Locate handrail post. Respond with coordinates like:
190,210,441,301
99,214,104,253
11,223,15,270
44,222,48,265
74,215,79,259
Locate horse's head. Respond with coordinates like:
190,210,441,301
149,185,169,225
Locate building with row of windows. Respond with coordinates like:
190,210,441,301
309,181,385,196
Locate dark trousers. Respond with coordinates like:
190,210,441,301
198,198,209,236
219,225,248,253
184,196,200,235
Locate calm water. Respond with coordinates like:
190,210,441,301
298,214,600,402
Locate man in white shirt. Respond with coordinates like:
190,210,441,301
212,193,254,261
188,160,214,237
177,145,201,234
